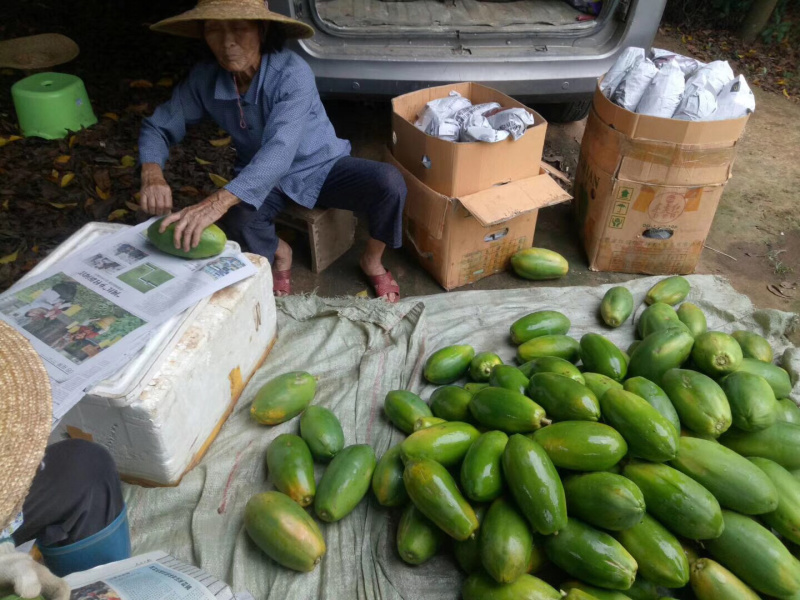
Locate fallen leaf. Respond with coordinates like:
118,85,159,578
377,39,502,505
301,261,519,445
156,77,174,88
0,250,19,264
55,155,71,164
133,192,141,201
94,169,111,190
48,169,60,183
209,173,229,188
129,79,153,88
60,172,75,187
49,202,77,209
767,284,793,298
108,209,129,221
179,185,200,196
125,201,141,211
1,199,8,210
68,135,77,148
126,103,148,114
95,186,110,200
120,155,136,168
84,197,95,208
195,157,212,166
0,135,22,148
31,245,39,254
209,136,232,148
103,112,120,121
355,289,369,298
784,89,790,99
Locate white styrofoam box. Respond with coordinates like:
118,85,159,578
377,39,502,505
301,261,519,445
24,222,276,485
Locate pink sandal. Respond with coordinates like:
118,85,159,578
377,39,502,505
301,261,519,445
367,270,400,303
273,269,292,296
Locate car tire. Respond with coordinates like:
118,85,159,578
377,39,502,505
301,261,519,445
534,100,592,123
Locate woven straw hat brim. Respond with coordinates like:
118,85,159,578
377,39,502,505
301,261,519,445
0,321,52,532
0,33,79,70
150,0,314,40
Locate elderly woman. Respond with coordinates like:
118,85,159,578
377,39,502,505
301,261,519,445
138,0,406,301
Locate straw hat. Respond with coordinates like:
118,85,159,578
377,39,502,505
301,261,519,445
150,0,314,41
0,34,79,70
0,321,52,532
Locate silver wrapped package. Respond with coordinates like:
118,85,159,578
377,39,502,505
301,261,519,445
685,60,735,95
414,91,473,138
636,59,686,118
612,57,658,111
650,47,704,76
601,47,646,98
453,102,501,128
711,75,756,120
672,88,718,121
486,107,535,140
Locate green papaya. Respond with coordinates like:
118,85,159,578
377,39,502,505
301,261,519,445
544,518,637,590
461,572,561,600
510,248,569,280
624,577,660,600
690,558,761,600
480,497,534,584
250,371,316,425
563,589,599,600
245,491,326,571
403,458,478,541
465,382,490,394
384,390,432,434
147,218,226,259
705,510,800,597
613,514,689,588
732,330,774,363
677,302,707,337
315,444,376,522
719,422,800,470
510,310,571,345
627,328,694,386
622,462,723,539
430,385,473,422
600,286,634,328
396,503,443,565
517,335,581,364
527,373,600,422
600,389,678,462
532,421,628,471
719,371,778,431
670,436,778,514
461,430,509,502
266,434,316,507
424,345,475,384
777,398,800,424
627,340,641,355
623,377,681,434
691,332,743,377
401,421,481,466
469,387,548,433
470,352,504,382
750,457,800,544
637,303,690,339
489,365,530,395
579,334,628,381
563,472,646,531
561,582,630,600
300,406,344,462
414,416,447,431
518,356,585,384
661,369,732,437
645,276,690,306
502,434,567,535
371,445,408,507
454,505,486,573
736,358,792,398
582,372,623,399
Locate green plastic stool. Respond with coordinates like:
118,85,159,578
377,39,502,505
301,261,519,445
11,72,97,139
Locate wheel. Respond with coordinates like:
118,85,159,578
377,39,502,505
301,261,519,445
534,100,592,123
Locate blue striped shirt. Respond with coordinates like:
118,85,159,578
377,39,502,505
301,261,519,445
139,49,351,209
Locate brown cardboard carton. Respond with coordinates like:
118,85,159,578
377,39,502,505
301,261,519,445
575,85,749,275
388,153,571,290
391,83,547,197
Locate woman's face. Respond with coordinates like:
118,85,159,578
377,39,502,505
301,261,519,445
204,19,262,73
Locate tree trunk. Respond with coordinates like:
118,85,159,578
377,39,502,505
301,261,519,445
738,0,780,43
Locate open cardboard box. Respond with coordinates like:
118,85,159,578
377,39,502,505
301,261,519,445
575,84,750,275
388,152,571,290
391,83,547,197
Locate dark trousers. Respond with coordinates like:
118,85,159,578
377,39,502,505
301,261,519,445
13,439,124,547
219,156,407,263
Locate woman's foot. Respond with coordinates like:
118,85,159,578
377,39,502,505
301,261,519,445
360,255,399,303
273,239,292,297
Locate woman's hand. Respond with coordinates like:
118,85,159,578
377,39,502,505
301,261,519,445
160,190,241,252
140,163,173,216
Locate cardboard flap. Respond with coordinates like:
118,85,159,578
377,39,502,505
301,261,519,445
385,150,450,240
458,172,571,227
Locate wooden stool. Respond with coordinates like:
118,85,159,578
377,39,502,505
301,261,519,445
275,205,357,273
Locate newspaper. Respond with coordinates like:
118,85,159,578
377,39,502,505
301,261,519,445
64,551,251,600
0,218,256,422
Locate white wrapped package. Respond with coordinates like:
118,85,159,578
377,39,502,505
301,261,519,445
612,58,658,111
486,107,535,140
453,102,501,128
601,47,646,98
461,122,511,143
673,88,717,121
685,61,735,96
414,91,473,137
711,75,756,120
650,47,704,76
636,60,686,118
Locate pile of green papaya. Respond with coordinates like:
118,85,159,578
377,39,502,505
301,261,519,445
243,275,800,600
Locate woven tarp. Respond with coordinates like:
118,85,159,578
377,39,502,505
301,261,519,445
124,274,799,600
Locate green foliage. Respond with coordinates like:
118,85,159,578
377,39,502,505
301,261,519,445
664,0,797,44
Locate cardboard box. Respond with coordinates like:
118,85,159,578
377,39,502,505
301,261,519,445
575,84,749,275
388,153,571,290
391,83,547,197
